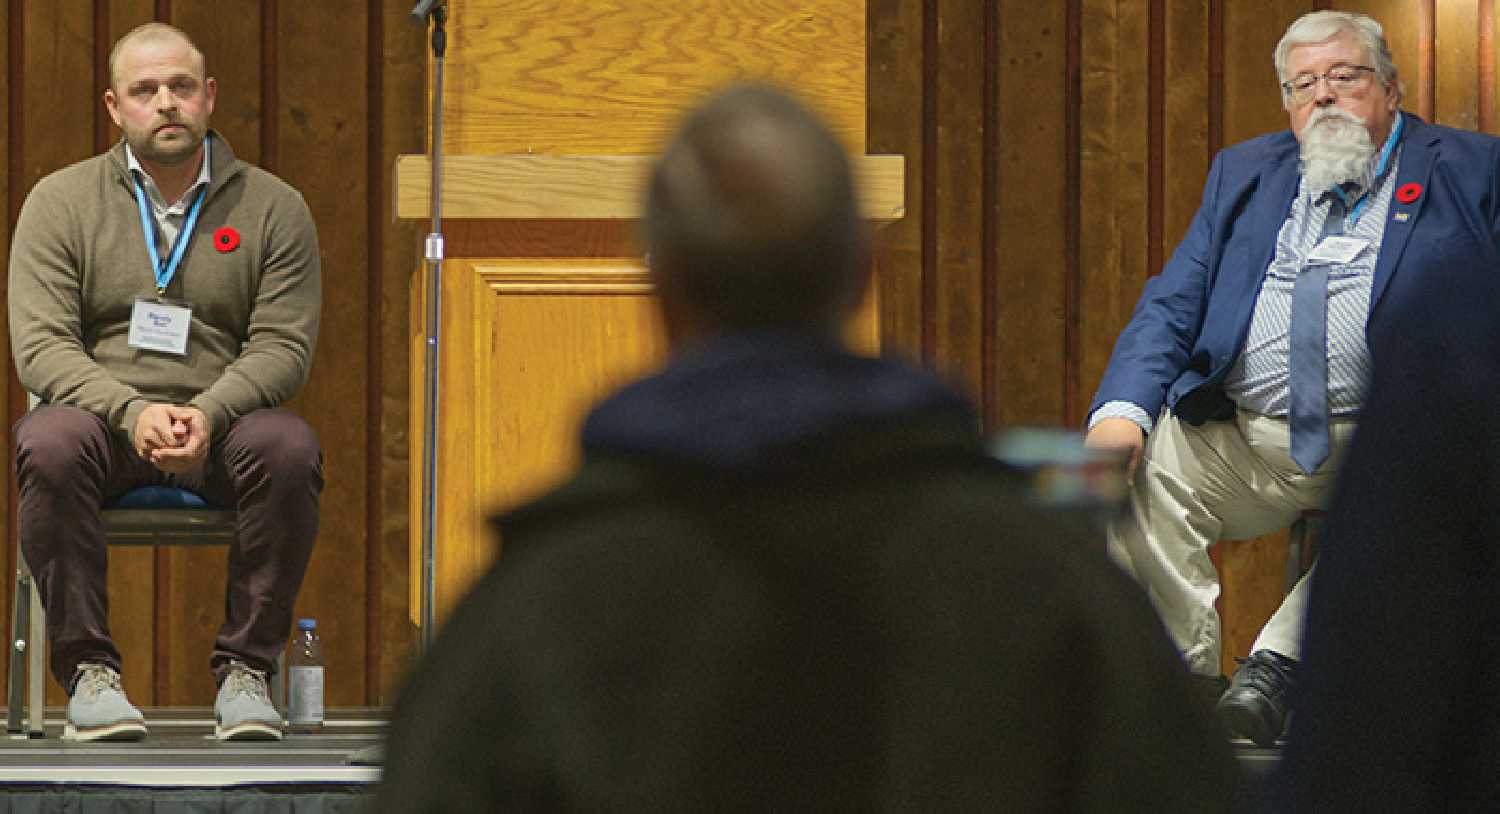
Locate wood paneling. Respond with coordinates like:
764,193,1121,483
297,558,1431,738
406,0,876,642
930,0,986,404
441,1,865,156
1436,2,1481,130
1078,0,1152,427
869,2,1498,677
392,154,905,222
411,260,667,623
378,0,427,716
3,2,424,707
993,0,1069,428
270,0,370,710
866,0,924,359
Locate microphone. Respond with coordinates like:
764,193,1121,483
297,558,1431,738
409,0,446,23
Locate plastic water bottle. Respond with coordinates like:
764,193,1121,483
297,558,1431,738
286,618,325,734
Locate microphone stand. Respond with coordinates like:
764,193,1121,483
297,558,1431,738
412,0,447,654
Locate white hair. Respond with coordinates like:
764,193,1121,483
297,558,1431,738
1274,11,1402,109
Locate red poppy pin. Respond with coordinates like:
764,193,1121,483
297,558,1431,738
213,226,240,253
1395,183,1423,204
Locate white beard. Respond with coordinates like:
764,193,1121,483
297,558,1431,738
1298,106,1377,194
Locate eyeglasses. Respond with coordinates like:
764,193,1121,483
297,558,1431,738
1281,65,1377,105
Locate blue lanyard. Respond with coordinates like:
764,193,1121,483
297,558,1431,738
1339,112,1404,229
133,178,207,296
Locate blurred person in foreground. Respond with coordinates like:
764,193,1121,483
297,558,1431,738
374,84,1241,812
1276,260,1500,809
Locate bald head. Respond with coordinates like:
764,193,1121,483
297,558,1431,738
644,84,866,340
109,22,206,92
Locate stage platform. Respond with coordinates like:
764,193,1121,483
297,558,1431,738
0,707,383,811
0,708,1282,810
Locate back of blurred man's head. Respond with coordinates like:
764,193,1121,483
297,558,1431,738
643,84,868,344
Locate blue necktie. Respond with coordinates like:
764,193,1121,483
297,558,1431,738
1289,193,1345,475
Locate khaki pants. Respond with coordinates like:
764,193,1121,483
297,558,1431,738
1106,408,1358,676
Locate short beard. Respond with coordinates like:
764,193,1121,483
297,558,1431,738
1298,107,1377,194
126,122,206,168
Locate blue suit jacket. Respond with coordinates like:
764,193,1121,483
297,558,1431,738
1089,115,1500,425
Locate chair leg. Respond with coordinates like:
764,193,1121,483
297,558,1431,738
7,563,28,734
1284,513,1322,598
7,554,45,737
25,559,45,738
1285,516,1307,597
271,652,286,717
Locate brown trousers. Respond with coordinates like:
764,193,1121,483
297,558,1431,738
14,404,323,691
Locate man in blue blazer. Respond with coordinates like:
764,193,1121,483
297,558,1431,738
1085,10,1500,747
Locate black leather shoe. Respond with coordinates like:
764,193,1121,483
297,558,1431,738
1216,649,1297,747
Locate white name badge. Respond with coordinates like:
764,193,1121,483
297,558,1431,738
127,298,192,356
1306,235,1369,265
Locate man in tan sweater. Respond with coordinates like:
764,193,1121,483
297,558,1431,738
8,23,322,741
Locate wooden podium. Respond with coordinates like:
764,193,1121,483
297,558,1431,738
396,1,901,631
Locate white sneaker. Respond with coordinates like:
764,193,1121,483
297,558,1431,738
215,661,283,741
63,663,147,741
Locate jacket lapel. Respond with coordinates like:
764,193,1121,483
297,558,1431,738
1243,138,1301,286
1370,115,1438,315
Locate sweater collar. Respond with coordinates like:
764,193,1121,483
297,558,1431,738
125,134,213,212
107,129,242,196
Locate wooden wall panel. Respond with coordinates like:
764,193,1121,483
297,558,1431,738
1436,3,1481,130
3,2,422,707
866,0,923,360
473,267,668,514
442,1,866,156
1162,0,1209,248
1078,0,1151,428
931,0,986,403
413,260,667,624
271,0,371,710
994,1,1068,427
377,3,427,706
1490,0,1499,134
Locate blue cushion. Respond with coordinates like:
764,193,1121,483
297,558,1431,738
106,486,212,510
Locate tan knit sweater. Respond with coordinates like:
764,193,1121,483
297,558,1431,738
8,133,320,443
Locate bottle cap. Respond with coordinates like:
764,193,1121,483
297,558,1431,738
297,618,316,630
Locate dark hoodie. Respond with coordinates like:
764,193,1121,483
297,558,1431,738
375,332,1243,813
